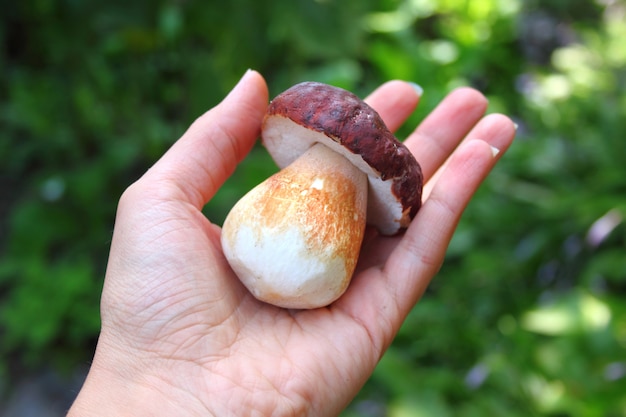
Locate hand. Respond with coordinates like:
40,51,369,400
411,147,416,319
68,70,515,416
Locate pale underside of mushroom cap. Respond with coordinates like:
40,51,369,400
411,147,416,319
262,81,423,235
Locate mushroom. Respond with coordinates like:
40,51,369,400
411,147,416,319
221,82,423,309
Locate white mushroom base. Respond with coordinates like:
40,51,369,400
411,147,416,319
225,224,349,309
221,143,367,309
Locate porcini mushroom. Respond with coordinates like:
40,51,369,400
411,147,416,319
221,82,423,309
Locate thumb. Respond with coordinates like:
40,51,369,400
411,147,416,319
144,70,269,208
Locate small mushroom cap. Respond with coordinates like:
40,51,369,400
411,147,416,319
262,81,423,235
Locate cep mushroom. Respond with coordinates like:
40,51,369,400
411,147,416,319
221,82,423,309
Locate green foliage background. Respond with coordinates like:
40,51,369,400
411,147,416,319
2,0,626,415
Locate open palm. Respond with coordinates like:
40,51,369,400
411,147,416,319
69,70,515,417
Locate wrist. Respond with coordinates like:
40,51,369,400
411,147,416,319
67,341,212,417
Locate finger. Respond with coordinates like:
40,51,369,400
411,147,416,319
422,113,516,200
465,113,517,158
142,70,269,208
405,87,489,181
387,140,501,316
338,138,508,350
357,113,515,272
364,80,422,132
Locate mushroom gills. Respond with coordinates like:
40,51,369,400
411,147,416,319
221,142,368,309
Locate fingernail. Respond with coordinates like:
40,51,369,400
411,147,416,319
490,145,500,158
241,68,254,81
228,69,256,94
408,82,424,96
513,122,519,131
236,69,254,84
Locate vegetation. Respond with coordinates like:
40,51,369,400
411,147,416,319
2,0,625,415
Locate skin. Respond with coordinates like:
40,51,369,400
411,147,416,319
68,70,516,417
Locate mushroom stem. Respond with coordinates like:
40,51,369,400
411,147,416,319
221,143,368,309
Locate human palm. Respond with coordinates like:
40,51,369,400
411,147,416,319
69,70,515,416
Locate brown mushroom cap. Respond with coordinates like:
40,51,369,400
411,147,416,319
262,81,423,235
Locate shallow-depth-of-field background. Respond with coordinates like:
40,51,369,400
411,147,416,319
2,0,626,415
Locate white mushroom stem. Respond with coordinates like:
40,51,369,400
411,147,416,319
221,143,368,309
